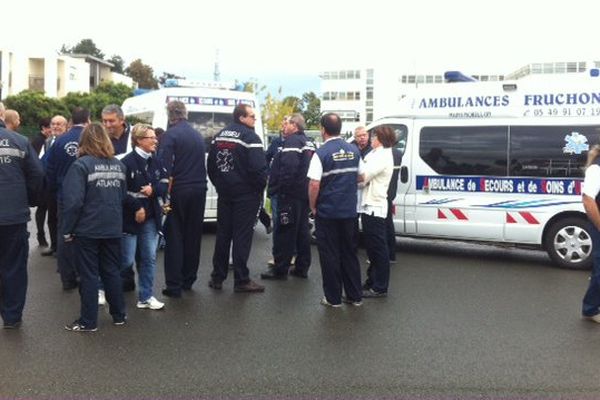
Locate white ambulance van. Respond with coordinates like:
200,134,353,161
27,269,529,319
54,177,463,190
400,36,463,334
121,82,263,221
370,73,600,269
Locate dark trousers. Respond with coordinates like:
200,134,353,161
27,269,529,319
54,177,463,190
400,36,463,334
362,213,391,293
0,224,29,324
57,198,77,286
315,216,362,304
34,191,58,249
583,223,600,316
211,194,261,286
272,197,311,275
75,237,126,328
258,207,271,230
385,199,396,261
164,186,206,293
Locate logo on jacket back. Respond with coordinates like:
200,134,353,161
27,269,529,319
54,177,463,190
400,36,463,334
64,141,79,157
217,149,234,172
332,149,355,162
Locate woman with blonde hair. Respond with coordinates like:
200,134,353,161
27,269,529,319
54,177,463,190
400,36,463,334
61,122,128,332
120,123,168,310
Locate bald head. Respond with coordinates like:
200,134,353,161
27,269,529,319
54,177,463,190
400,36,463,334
51,115,68,136
4,110,20,131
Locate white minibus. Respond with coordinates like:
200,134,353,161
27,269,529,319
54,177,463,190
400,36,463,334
121,83,263,221
370,73,600,269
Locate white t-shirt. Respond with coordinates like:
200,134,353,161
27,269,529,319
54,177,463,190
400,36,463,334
583,164,600,198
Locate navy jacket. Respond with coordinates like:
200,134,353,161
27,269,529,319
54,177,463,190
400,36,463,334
61,155,127,238
45,125,84,198
158,120,206,191
268,130,315,200
265,135,283,167
121,150,168,234
0,126,45,225
207,122,267,198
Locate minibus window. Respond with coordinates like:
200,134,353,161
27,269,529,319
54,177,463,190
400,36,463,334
420,126,508,176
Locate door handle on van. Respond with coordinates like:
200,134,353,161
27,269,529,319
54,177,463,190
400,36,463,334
400,166,408,183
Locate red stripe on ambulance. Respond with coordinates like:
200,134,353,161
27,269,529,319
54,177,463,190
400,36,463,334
506,211,540,225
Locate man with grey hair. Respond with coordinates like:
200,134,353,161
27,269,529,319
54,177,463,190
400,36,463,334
261,113,315,280
158,100,207,297
351,126,372,159
102,104,131,158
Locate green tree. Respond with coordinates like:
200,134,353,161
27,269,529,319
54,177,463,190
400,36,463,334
125,59,159,89
108,55,125,74
3,90,68,129
261,89,298,132
282,96,302,113
93,82,134,106
62,38,105,59
300,92,321,129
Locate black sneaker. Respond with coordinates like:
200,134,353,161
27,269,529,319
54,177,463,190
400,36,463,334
161,288,182,298
260,269,288,280
289,268,308,279
208,280,223,290
362,288,387,298
113,316,127,326
65,320,97,332
3,320,22,329
342,297,363,306
62,281,78,291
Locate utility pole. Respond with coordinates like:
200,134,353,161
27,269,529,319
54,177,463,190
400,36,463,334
213,49,220,82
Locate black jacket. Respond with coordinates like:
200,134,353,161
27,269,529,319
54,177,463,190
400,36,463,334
207,122,267,198
0,126,44,225
268,130,315,200
158,120,207,191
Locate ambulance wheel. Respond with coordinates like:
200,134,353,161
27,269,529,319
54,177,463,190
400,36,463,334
544,217,592,270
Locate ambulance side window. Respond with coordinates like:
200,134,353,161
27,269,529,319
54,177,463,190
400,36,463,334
509,125,594,178
368,124,408,155
420,126,508,176
187,112,233,147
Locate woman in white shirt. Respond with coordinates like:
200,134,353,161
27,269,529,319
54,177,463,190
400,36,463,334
582,145,600,322
359,126,396,298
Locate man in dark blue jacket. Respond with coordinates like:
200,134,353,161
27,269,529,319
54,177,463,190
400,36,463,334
261,113,314,280
45,107,90,290
0,118,45,328
158,101,207,297
207,103,267,293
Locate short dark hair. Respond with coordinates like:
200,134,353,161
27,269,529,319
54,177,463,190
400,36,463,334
320,113,341,136
167,101,187,123
233,104,251,124
38,117,51,130
71,107,90,125
373,126,396,148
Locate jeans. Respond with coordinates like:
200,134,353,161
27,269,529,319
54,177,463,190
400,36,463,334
122,219,159,302
583,223,600,316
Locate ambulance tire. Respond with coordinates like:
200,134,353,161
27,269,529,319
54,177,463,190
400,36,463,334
545,217,592,270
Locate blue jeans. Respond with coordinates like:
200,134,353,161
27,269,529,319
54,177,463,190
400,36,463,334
122,219,159,302
583,223,600,316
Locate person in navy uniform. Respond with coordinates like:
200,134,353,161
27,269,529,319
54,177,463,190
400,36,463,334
102,104,132,158
307,113,363,307
386,141,403,263
0,106,45,328
207,103,267,293
120,124,168,310
61,123,128,332
158,101,207,297
45,107,91,290
261,113,314,280
581,145,600,323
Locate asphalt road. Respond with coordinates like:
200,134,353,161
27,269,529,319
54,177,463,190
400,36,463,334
2,222,600,399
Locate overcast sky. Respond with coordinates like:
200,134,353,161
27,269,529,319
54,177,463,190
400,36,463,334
3,0,600,96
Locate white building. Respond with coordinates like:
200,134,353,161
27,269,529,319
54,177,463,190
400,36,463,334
0,49,135,100
320,60,599,136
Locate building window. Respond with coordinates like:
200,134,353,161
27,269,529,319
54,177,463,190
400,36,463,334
355,91,360,100
579,61,586,72
366,88,373,100
567,62,577,73
323,92,330,101
347,70,354,79
331,71,338,79
339,70,346,79
408,75,416,84
366,112,373,123
356,70,361,79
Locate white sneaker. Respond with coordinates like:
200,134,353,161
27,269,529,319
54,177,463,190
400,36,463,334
98,290,106,306
136,296,165,310
320,297,342,308
583,313,600,323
